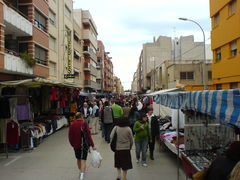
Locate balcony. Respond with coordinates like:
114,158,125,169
84,80,100,90
4,4,32,36
83,29,97,49
82,10,97,33
83,46,97,62
4,52,33,75
84,62,98,76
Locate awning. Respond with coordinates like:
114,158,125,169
0,77,82,88
146,88,182,96
155,89,240,128
74,31,80,40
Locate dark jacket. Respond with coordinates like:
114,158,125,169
149,115,159,137
204,157,238,180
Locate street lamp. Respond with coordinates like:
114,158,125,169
179,18,207,90
150,57,156,91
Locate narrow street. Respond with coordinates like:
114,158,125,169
0,128,184,180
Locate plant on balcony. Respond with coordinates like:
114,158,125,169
20,52,36,67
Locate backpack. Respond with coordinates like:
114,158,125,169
103,107,114,124
81,122,90,151
110,127,117,152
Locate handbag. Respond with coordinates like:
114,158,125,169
110,127,117,152
91,150,103,168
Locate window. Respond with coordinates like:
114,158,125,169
208,71,212,80
229,0,237,16
19,43,28,53
65,5,71,19
74,31,80,42
35,10,47,32
49,9,56,25
49,36,56,51
230,82,238,89
230,40,237,57
214,13,220,27
35,45,47,65
216,48,221,62
180,72,194,80
216,84,222,90
49,62,57,76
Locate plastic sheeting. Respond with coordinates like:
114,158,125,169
154,89,240,128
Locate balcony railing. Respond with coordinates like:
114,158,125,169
83,46,97,62
84,62,98,76
84,80,100,90
4,51,33,74
4,4,32,36
35,58,48,66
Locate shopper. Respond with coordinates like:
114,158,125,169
68,112,96,180
133,113,150,167
110,118,133,180
146,107,159,160
80,102,92,124
101,101,114,143
111,100,123,124
91,102,99,135
204,141,240,180
129,102,140,134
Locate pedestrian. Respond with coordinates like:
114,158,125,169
80,102,92,124
133,113,150,167
146,107,159,160
110,117,133,180
122,102,131,119
128,102,140,134
68,112,96,180
111,100,123,124
204,141,240,180
91,102,99,135
101,101,114,143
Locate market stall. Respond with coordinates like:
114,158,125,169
154,89,240,179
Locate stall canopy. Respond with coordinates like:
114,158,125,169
154,89,240,128
145,88,182,96
0,77,82,88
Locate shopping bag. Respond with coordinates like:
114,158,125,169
91,150,103,168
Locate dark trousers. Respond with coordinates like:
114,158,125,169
104,123,113,142
149,135,156,156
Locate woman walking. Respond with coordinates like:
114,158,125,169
133,114,150,167
110,118,133,180
68,112,96,180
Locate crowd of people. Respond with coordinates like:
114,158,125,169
68,95,157,180
68,95,240,180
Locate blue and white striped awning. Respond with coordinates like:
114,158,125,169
154,89,240,127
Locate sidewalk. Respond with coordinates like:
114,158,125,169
0,128,185,180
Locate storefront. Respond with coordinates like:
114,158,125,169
0,78,82,158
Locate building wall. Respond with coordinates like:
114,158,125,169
210,0,240,88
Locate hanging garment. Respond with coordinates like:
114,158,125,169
17,104,32,121
7,121,20,145
50,87,59,101
9,98,17,121
0,98,10,118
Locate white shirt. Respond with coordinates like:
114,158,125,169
147,113,154,130
83,107,88,117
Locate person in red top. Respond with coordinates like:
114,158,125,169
69,112,96,180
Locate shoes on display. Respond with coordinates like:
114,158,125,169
142,163,148,167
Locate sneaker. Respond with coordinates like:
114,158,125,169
142,163,148,167
80,173,84,180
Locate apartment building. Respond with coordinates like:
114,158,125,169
113,76,124,95
96,40,105,92
74,9,98,92
104,52,113,93
210,0,240,89
0,0,49,81
135,35,213,93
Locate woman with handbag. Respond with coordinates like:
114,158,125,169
110,117,133,180
68,112,96,180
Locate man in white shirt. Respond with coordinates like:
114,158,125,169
91,102,99,135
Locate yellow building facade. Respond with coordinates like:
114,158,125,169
210,0,240,89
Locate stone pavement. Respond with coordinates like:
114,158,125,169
0,128,185,180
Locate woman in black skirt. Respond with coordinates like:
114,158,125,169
110,117,133,180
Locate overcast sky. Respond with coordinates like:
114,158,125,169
74,0,211,90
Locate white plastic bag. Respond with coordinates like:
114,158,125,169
91,150,103,168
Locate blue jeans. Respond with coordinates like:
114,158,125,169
135,140,148,163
